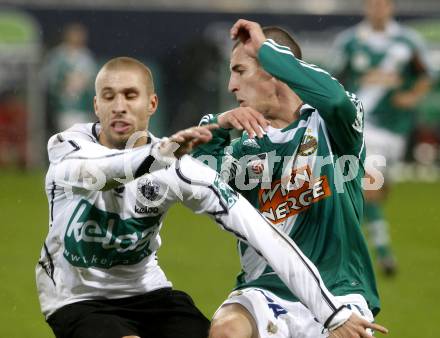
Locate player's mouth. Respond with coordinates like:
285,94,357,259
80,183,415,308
238,99,247,107
110,120,132,134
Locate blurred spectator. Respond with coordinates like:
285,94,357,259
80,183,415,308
43,23,97,133
331,0,434,276
165,35,222,133
0,90,27,167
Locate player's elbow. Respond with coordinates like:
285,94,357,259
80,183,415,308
328,91,354,117
329,91,347,110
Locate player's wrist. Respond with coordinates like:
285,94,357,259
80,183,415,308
210,114,234,138
324,305,353,331
153,139,178,167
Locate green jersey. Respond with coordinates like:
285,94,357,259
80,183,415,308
333,20,432,135
194,39,380,315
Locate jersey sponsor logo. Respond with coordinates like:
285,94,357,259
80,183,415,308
134,205,159,214
258,166,331,224
213,174,238,209
298,135,318,156
64,199,161,268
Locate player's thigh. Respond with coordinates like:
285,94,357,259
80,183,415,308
210,303,259,338
212,289,294,338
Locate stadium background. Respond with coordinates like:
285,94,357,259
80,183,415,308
0,0,439,337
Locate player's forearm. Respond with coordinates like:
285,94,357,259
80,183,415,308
258,39,357,122
53,141,174,190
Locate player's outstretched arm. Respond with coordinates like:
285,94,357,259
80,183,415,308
174,156,388,334
48,124,217,191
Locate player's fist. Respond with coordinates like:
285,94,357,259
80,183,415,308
230,19,266,58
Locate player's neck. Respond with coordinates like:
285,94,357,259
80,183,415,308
267,104,301,129
268,90,302,129
370,19,390,32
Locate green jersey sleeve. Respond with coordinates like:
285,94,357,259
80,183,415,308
258,39,364,157
192,113,243,178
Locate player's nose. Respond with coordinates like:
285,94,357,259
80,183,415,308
112,94,127,115
228,75,239,93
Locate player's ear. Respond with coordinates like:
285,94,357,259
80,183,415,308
147,93,158,117
94,96,100,118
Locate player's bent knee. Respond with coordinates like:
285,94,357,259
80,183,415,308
209,304,257,338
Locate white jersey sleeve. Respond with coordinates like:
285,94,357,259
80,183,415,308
47,126,175,191
156,156,352,330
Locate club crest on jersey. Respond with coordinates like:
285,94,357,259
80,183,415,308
298,135,318,156
137,177,160,201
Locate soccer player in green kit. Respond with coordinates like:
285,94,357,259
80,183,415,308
194,19,387,338
331,0,433,275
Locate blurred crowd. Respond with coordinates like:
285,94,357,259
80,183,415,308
0,7,439,173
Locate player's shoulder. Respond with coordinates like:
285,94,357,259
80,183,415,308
394,22,426,48
48,123,97,147
47,122,97,162
334,24,360,47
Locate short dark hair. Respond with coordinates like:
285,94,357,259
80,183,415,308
262,26,302,60
233,25,302,60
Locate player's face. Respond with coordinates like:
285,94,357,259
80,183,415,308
365,0,394,29
94,68,157,149
228,45,280,116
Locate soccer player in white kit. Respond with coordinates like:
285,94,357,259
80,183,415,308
36,57,385,338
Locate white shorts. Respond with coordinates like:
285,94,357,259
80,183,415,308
364,123,406,165
215,288,374,338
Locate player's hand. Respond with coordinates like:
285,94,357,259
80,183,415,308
230,19,266,58
218,107,270,138
160,124,218,158
329,313,388,338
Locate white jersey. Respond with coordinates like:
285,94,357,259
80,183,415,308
36,123,176,317
36,123,352,331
